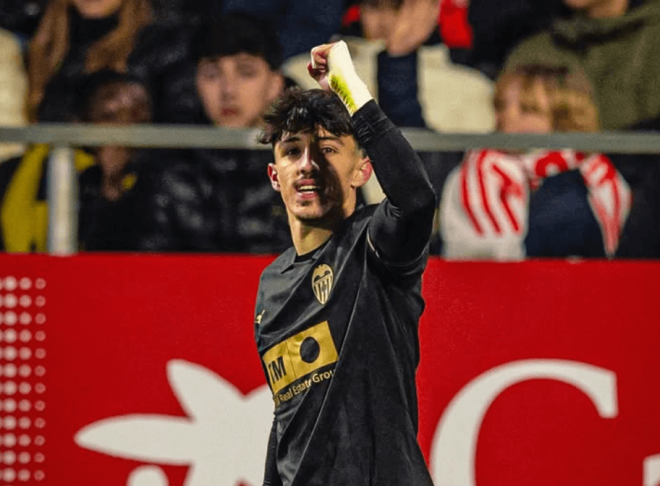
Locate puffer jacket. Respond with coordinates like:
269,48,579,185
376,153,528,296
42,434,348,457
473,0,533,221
505,0,660,130
37,7,200,124
609,117,660,258
80,148,291,254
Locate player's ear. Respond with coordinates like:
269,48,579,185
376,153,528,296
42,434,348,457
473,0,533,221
268,163,281,191
351,156,373,188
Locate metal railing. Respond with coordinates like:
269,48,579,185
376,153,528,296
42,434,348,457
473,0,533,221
2,124,659,254
3,124,660,152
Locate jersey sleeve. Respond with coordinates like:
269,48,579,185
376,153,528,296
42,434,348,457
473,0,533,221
351,101,437,268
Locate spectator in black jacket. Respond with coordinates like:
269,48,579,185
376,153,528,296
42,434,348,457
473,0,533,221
610,117,660,259
77,70,155,251
81,13,291,253
0,70,151,252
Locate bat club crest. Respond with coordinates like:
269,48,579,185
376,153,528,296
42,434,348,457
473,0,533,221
312,264,333,305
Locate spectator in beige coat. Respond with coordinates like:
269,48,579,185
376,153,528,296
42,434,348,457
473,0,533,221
282,0,495,135
0,28,28,163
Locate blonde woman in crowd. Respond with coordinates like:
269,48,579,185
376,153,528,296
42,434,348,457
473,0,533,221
439,64,632,259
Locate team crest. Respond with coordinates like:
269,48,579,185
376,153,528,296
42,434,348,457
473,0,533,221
312,264,333,305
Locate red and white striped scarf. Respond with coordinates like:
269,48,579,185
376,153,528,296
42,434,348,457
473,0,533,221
447,148,631,257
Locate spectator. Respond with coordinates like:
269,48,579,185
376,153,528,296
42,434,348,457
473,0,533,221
355,0,443,56
77,70,154,251
27,0,198,124
0,28,29,163
222,0,450,62
222,0,346,61
609,118,660,259
465,0,565,79
0,70,149,252
283,0,495,134
82,13,291,253
191,14,285,128
502,0,660,258
504,0,660,130
438,64,632,259
342,0,474,54
281,0,492,205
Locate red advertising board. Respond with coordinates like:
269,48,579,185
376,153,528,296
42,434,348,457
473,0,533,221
0,254,658,486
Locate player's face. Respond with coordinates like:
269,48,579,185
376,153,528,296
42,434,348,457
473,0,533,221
269,128,372,223
70,0,124,18
196,54,284,128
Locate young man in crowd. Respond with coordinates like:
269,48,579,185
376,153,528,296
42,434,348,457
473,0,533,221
254,41,436,485
193,12,285,129
83,13,291,252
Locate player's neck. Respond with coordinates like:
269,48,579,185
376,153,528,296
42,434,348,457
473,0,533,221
290,221,334,256
289,205,347,255
289,199,357,255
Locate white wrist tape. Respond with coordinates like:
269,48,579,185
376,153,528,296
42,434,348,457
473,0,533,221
320,41,373,115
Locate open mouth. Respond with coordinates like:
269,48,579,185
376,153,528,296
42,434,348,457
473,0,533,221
295,182,322,200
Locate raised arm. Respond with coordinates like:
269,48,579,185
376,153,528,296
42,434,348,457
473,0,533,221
308,42,436,265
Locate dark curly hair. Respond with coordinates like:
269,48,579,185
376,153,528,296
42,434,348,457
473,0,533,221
258,89,355,146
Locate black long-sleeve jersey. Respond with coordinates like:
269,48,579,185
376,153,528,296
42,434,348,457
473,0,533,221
254,101,436,486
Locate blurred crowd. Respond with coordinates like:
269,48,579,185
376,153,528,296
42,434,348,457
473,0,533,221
0,0,659,258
